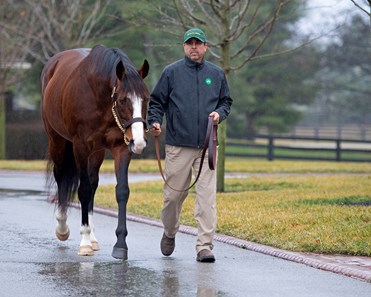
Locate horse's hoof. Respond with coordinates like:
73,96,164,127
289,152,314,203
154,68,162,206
112,247,128,260
91,240,100,251
56,228,70,241
78,245,94,256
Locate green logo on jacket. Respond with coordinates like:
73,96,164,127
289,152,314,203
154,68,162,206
205,77,212,85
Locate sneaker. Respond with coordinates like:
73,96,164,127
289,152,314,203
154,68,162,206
196,249,215,262
160,233,175,256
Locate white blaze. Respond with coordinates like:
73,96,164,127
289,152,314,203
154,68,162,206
129,93,146,154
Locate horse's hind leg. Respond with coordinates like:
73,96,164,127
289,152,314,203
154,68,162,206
55,207,70,241
54,163,70,241
48,136,75,242
76,166,94,256
87,150,106,251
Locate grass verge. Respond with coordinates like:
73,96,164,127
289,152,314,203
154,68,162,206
95,174,371,256
0,158,370,173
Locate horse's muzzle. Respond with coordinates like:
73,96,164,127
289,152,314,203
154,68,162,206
129,139,147,155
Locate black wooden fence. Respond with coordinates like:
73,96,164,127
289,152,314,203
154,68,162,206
5,109,371,162
227,135,371,162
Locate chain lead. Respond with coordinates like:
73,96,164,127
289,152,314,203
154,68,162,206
111,101,130,145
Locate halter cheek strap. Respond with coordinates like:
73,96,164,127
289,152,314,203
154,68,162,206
111,86,117,100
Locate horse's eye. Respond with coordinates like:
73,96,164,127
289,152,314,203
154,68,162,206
118,98,126,107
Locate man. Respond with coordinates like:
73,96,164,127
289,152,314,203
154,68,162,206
148,28,232,262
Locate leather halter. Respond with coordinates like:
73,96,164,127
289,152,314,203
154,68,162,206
155,116,217,192
111,86,148,145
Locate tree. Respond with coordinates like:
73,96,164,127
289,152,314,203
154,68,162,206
229,43,320,138
0,0,124,63
350,0,371,17
316,15,371,127
0,2,37,159
126,0,301,192
349,0,370,39
0,0,123,159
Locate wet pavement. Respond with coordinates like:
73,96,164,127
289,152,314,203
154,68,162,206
0,171,370,297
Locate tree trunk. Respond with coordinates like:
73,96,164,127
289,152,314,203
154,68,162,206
217,5,231,193
217,120,226,192
246,112,257,140
0,81,5,159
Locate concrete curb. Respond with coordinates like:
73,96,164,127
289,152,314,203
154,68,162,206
91,206,371,283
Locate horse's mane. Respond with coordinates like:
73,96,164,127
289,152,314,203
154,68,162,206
87,45,145,95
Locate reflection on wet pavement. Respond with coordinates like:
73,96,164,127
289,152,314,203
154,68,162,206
0,188,45,198
38,261,224,297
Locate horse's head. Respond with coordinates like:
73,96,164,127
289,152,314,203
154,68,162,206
112,59,150,154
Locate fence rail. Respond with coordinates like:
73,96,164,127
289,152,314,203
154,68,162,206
290,126,371,141
226,135,371,162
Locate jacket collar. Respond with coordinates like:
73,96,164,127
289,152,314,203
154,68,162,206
184,56,204,68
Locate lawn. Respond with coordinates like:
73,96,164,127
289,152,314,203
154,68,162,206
95,172,371,256
1,158,370,173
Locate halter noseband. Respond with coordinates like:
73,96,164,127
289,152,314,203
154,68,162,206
111,86,148,145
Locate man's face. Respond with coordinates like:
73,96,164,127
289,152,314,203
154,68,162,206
183,38,208,63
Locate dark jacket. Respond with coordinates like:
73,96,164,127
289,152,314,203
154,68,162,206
148,56,233,148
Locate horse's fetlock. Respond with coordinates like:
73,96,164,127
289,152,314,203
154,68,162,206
80,225,91,235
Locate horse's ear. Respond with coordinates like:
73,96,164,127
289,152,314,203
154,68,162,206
116,61,125,80
138,59,149,79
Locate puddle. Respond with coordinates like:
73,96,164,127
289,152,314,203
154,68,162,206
0,188,46,198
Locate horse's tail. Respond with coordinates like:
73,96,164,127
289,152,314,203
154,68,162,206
47,141,79,212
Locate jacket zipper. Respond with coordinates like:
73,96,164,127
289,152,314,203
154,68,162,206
196,64,200,148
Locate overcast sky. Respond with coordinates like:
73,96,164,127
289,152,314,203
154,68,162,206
297,0,368,36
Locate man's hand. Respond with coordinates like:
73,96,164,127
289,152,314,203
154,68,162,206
209,111,220,125
150,122,162,137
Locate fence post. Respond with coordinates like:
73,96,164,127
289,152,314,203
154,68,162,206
361,127,366,141
336,139,341,161
268,136,274,161
337,125,341,139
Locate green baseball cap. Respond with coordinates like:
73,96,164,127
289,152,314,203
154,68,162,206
183,28,206,43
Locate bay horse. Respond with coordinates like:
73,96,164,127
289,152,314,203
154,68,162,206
41,45,149,260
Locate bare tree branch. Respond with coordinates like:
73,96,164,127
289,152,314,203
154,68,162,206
0,0,115,64
228,0,252,41
350,0,371,16
230,1,283,65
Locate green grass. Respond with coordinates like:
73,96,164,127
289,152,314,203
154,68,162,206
0,158,370,173
95,174,371,256
1,159,370,255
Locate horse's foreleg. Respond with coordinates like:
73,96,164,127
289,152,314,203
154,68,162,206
89,213,99,251
55,207,70,241
78,225,94,256
112,152,131,260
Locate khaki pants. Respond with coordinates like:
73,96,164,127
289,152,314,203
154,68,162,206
161,145,217,253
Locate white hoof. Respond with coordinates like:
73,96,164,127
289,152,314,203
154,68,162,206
56,228,70,241
78,245,94,256
91,240,100,251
